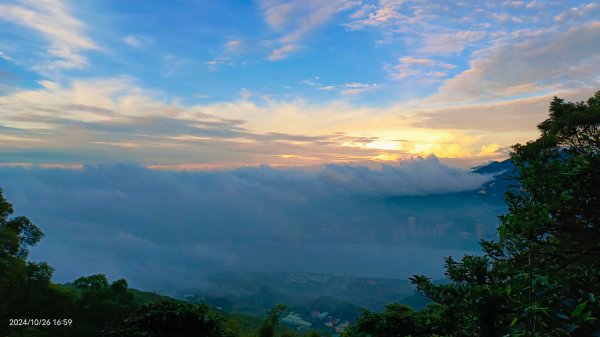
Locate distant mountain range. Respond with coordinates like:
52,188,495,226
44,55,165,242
473,159,517,198
183,271,424,320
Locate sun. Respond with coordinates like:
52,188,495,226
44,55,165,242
365,140,400,151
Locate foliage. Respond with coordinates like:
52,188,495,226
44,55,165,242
498,92,600,336
0,188,73,337
342,302,447,337
104,300,234,337
258,304,290,337
69,274,136,336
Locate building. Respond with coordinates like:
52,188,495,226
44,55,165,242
476,222,485,240
281,313,312,330
407,216,416,236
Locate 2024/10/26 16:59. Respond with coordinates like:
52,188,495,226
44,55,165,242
9,318,73,326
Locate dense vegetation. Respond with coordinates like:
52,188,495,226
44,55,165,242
1,92,598,336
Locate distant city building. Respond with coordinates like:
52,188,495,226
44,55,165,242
407,216,416,236
433,222,445,237
392,224,406,242
476,222,485,239
282,313,312,328
335,321,350,333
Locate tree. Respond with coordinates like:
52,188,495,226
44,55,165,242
0,189,137,337
104,300,234,337
410,255,510,337
343,303,417,337
409,91,600,337
70,274,135,336
0,190,43,260
496,91,600,336
258,304,290,337
0,188,65,336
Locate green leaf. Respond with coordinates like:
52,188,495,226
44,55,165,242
570,301,587,318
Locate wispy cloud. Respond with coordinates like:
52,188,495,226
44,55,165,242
418,31,486,54
0,51,13,61
340,82,378,95
345,0,405,29
204,57,234,71
123,35,153,49
267,44,300,61
342,0,580,59
224,39,242,50
261,0,359,60
385,56,455,80
299,77,378,95
553,2,600,23
0,0,99,71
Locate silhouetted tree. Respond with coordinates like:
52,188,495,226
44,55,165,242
258,304,289,337
105,300,233,337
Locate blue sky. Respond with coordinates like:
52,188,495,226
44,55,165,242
1,0,599,168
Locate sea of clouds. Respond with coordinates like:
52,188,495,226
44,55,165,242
0,156,495,292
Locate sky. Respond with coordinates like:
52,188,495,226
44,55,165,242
3,0,597,288
0,0,598,168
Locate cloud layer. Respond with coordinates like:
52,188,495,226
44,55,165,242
1,158,496,291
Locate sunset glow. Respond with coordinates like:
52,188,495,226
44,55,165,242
0,1,598,168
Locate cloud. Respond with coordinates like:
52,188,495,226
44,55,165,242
1,74,543,167
0,158,496,290
0,0,98,70
399,57,435,66
262,1,296,30
0,76,417,166
418,30,486,54
342,0,587,61
267,44,300,61
0,51,13,61
299,77,378,95
318,156,491,195
261,0,358,60
385,56,455,80
345,0,405,29
224,39,242,50
205,57,234,71
123,35,153,49
340,82,378,95
432,22,600,102
553,2,600,23
412,87,598,134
